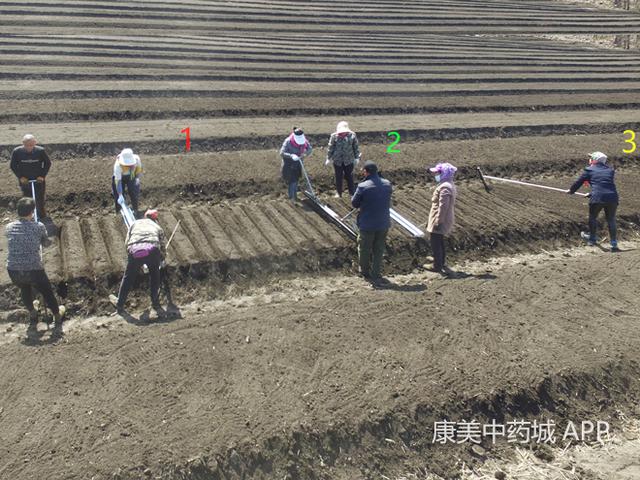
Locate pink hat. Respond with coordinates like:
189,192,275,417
429,162,457,180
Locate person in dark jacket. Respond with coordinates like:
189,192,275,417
567,151,620,251
10,134,51,220
5,198,65,324
279,127,313,203
351,161,392,280
325,121,361,198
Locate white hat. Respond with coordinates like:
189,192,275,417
336,121,351,134
118,148,137,166
589,151,607,164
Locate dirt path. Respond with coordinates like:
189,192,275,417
1,241,639,479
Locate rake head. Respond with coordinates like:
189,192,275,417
476,166,492,193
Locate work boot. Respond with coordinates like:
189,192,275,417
611,240,620,252
54,305,66,324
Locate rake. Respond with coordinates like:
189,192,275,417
476,167,589,197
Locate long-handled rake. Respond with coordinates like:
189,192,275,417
476,167,589,197
159,220,181,306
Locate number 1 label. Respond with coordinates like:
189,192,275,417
181,127,191,152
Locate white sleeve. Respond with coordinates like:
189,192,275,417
113,160,122,180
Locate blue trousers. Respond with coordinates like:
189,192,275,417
287,180,298,200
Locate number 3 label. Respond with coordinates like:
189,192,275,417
623,129,636,154
387,131,400,154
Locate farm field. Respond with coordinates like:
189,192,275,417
0,1,640,479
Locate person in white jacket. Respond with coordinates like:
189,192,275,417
111,148,143,215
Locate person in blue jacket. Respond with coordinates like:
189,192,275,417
567,151,619,252
351,161,392,280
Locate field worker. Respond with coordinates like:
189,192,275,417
109,209,166,316
5,198,65,324
325,121,361,198
351,161,392,280
427,163,458,275
10,134,51,220
567,151,619,252
280,126,313,202
112,148,143,215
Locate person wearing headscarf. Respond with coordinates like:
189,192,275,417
279,127,313,202
427,163,458,274
112,148,144,214
567,151,619,252
325,121,361,198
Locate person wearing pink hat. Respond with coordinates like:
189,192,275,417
427,163,458,275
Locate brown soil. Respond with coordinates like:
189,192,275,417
1,243,640,479
1,1,640,479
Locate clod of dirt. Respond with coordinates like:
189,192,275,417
495,471,507,480
533,443,555,462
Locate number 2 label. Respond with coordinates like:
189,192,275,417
623,129,636,154
387,131,400,154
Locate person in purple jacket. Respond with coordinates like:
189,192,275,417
567,151,619,252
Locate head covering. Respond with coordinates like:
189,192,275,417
22,133,36,143
336,121,352,134
144,209,159,221
589,151,607,164
118,148,137,166
290,127,307,148
363,160,378,174
429,162,457,181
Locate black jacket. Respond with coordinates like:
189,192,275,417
10,146,51,180
351,173,392,231
569,163,619,204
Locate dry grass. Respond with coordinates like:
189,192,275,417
393,415,640,480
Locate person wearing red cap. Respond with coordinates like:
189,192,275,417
109,209,166,316
427,163,458,275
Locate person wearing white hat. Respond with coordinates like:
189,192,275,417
111,148,144,215
10,133,52,220
567,151,620,251
326,121,361,198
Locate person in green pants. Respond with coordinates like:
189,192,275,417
351,161,392,280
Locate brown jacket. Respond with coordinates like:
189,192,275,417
427,181,456,235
